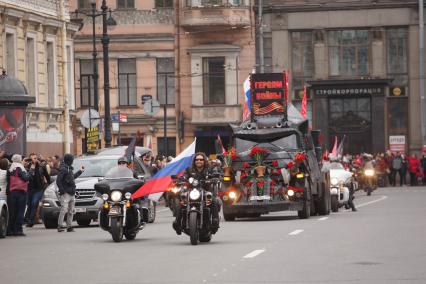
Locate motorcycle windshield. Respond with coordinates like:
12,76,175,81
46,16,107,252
104,166,134,179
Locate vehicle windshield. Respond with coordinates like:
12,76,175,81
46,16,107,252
72,158,118,178
236,134,300,153
329,162,345,170
105,166,134,179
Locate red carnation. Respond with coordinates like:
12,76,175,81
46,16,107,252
257,181,265,188
243,162,249,169
286,161,294,169
272,160,278,167
294,153,306,163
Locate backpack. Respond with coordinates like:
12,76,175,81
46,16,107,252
392,157,402,170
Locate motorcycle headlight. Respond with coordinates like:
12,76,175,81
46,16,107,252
124,192,132,200
111,191,122,202
364,169,375,177
330,177,339,186
189,189,201,200
102,194,109,201
171,186,181,194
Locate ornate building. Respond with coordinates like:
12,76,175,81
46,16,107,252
259,0,421,154
0,0,78,156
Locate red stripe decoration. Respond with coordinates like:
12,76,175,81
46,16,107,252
253,102,284,115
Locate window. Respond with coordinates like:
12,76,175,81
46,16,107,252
46,41,55,108
329,30,369,77
203,57,225,105
6,33,16,76
387,28,408,88
117,0,135,9
26,37,36,99
118,58,137,106
157,137,176,157
155,0,173,8
157,58,175,105
78,0,93,9
388,98,408,133
291,31,314,94
80,59,96,108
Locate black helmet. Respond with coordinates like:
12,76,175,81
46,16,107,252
118,156,130,165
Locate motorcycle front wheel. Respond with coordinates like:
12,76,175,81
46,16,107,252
189,211,199,246
111,218,124,242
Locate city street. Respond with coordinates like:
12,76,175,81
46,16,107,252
1,187,426,284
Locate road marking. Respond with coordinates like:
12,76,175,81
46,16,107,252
345,196,388,211
289,229,304,236
318,217,329,221
243,249,265,258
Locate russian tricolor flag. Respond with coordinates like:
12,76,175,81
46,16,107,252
242,76,251,121
132,139,196,200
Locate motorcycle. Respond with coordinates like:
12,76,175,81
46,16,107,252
362,167,377,196
329,162,355,212
172,173,221,245
94,166,149,242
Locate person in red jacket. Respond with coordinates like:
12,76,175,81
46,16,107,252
408,154,420,186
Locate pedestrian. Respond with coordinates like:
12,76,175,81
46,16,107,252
26,153,50,227
56,154,84,232
7,154,32,236
400,153,408,186
421,153,426,185
391,152,404,186
385,150,394,186
407,154,420,186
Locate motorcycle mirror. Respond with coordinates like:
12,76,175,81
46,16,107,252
137,175,145,181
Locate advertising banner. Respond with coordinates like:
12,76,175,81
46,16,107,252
389,135,406,153
250,73,287,119
0,108,25,155
86,127,100,152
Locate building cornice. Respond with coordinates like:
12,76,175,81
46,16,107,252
74,33,174,43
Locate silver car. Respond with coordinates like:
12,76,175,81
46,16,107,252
41,147,155,229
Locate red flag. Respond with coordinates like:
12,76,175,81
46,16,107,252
330,136,338,158
301,86,307,119
284,71,289,104
217,134,226,153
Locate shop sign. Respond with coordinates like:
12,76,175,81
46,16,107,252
389,135,406,153
250,73,286,117
314,86,384,96
86,127,100,151
391,86,405,97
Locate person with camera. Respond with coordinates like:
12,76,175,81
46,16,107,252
56,154,84,232
25,153,50,227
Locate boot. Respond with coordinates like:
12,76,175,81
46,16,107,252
172,221,181,235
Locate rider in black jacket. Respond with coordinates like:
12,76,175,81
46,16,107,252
172,152,220,235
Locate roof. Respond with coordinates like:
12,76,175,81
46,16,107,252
0,72,35,104
94,146,152,157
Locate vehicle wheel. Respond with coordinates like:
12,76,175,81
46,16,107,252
43,217,58,229
189,211,199,246
199,232,212,242
77,219,91,227
148,201,156,223
0,208,8,238
124,231,137,240
111,218,123,242
223,212,235,221
317,182,331,216
331,195,339,212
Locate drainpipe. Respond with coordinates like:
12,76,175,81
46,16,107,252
174,0,181,152
258,0,264,73
59,0,70,153
420,0,426,150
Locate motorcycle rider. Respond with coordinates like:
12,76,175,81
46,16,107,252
172,152,220,235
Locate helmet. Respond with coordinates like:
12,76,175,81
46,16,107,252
118,156,130,165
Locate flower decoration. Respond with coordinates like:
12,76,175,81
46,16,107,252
286,161,294,169
272,160,278,168
243,162,250,169
249,146,269,166
223,146,238,167
256,180,265,195
294,152,306,163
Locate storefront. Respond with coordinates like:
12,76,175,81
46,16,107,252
309,79,389,154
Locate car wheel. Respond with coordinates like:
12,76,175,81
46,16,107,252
77,219,91,227
43,217,58,229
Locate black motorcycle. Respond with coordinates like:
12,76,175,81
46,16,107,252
94,167,149,242
172,173,221,245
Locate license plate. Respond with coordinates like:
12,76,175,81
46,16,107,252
75,207,86,213
249,195,271,201
109,207,121,215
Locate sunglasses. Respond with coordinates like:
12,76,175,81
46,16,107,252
118,162,128,165
195,158,204,161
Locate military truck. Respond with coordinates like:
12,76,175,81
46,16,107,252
220,73,330,220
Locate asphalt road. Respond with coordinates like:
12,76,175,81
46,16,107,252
1,186,426,284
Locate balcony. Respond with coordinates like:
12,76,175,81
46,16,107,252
191,105,241,125
181,1,251,29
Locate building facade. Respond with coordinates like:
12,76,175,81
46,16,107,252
260,0,421,154
177,0,255,155
0,0,78,156
71,0,176,156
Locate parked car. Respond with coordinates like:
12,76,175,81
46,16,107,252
41,146,155,229
0,190,8,238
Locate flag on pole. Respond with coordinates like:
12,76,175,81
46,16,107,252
125,137,136,162
301,86,307,119
336,135,346,157
330,136,338,158
217,134,226,153
242,76,251,121
132,139,196,199
284,71,289,104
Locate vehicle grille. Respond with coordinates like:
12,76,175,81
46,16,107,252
76,189,96,200
75,200,98,206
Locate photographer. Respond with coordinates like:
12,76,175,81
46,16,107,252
26,153,50,227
